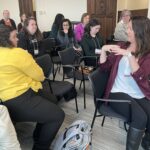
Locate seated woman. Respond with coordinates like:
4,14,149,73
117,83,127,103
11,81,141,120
57,18,81,52
74,13,90,43
50,13,64,39
114,9,131,42
17,13,27,32
81,19,104,66
17,17,44,57
99,16,150,150
0,25,65,150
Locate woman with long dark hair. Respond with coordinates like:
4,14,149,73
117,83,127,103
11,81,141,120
81,18,104,57
17,17,44,57
0,25,65,150
50,13,64,39
57,18,81,51
100,16,150,150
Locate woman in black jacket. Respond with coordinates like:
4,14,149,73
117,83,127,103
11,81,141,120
17,17,44,57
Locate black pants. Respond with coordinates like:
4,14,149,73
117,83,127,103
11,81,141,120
3,89,65,150
109,92,150,132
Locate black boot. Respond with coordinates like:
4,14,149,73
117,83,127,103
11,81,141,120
141,131,150,150
126,126,144,150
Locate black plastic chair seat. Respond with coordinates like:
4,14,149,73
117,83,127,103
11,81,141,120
51,56,61,64
66,70,88,80
50,81,75,97
99,104,128,122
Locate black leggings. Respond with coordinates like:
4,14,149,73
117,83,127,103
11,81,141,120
109,92,150,132
3,89,65,150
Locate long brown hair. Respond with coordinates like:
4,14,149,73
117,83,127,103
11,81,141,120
23,17,43,41
131,16,150,57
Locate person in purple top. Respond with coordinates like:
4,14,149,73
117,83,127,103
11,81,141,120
74,13,90,43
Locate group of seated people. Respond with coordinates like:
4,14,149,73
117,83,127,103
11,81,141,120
0,8,150,150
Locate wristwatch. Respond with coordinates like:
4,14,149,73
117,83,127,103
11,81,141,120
127,51,132,58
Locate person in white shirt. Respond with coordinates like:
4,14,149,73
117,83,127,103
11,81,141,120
114,9,131,42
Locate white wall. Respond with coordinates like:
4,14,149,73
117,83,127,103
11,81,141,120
35,0,87,32
148,0,150,18
0,0,20,26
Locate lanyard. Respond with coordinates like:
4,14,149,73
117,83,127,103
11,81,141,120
92,36,101,49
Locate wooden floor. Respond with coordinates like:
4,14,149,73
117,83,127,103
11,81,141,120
15,70,144,150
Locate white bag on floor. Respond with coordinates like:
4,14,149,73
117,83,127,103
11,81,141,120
0,105,21,150
53,120,92,150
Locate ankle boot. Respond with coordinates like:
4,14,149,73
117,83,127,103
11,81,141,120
141,131,150,150
126,126,144,150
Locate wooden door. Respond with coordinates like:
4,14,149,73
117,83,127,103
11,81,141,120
18,0,34,17
87,0,117,40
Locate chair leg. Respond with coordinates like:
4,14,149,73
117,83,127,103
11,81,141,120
124,122,128,132
53,65,59,80
75,97,79,113
52,64,55,81
62,71,65,81
58,64,61,73
91,104,98,129
79,80,82,89
83,79,86,109
101,116,106,127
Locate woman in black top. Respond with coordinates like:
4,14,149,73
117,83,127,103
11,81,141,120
17,17,44,57
57,19,81,51
81,19,104,56
50,13,64,39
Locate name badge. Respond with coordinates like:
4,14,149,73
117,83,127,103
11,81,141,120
34,49,39,55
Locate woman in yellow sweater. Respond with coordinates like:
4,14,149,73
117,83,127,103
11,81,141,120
0,25,65,150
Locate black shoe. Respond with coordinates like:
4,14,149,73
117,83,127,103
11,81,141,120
141,131,150,150
126,126,144,150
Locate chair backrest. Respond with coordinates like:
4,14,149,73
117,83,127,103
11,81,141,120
80,43,98,68
36,54,52,78
58,47,76,65
42,31,51,39
58,47,77,75
88,68,110,99
41,38,56,53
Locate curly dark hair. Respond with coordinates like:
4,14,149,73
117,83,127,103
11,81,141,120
0,25,14,48
59,19,74,38
131,16,150,57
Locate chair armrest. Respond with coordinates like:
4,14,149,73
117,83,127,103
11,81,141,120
62,64,80,69
96,98,131,103
80,56,98,59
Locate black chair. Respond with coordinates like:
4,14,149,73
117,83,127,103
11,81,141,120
58,47,90,109
36,54,79,113
42,31,51,39
80,43,99,68
88,68,131,129
41,38,61,80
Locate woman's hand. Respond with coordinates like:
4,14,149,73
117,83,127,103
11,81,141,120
64,29,68,34
101,45,120,53
110,47,128,56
